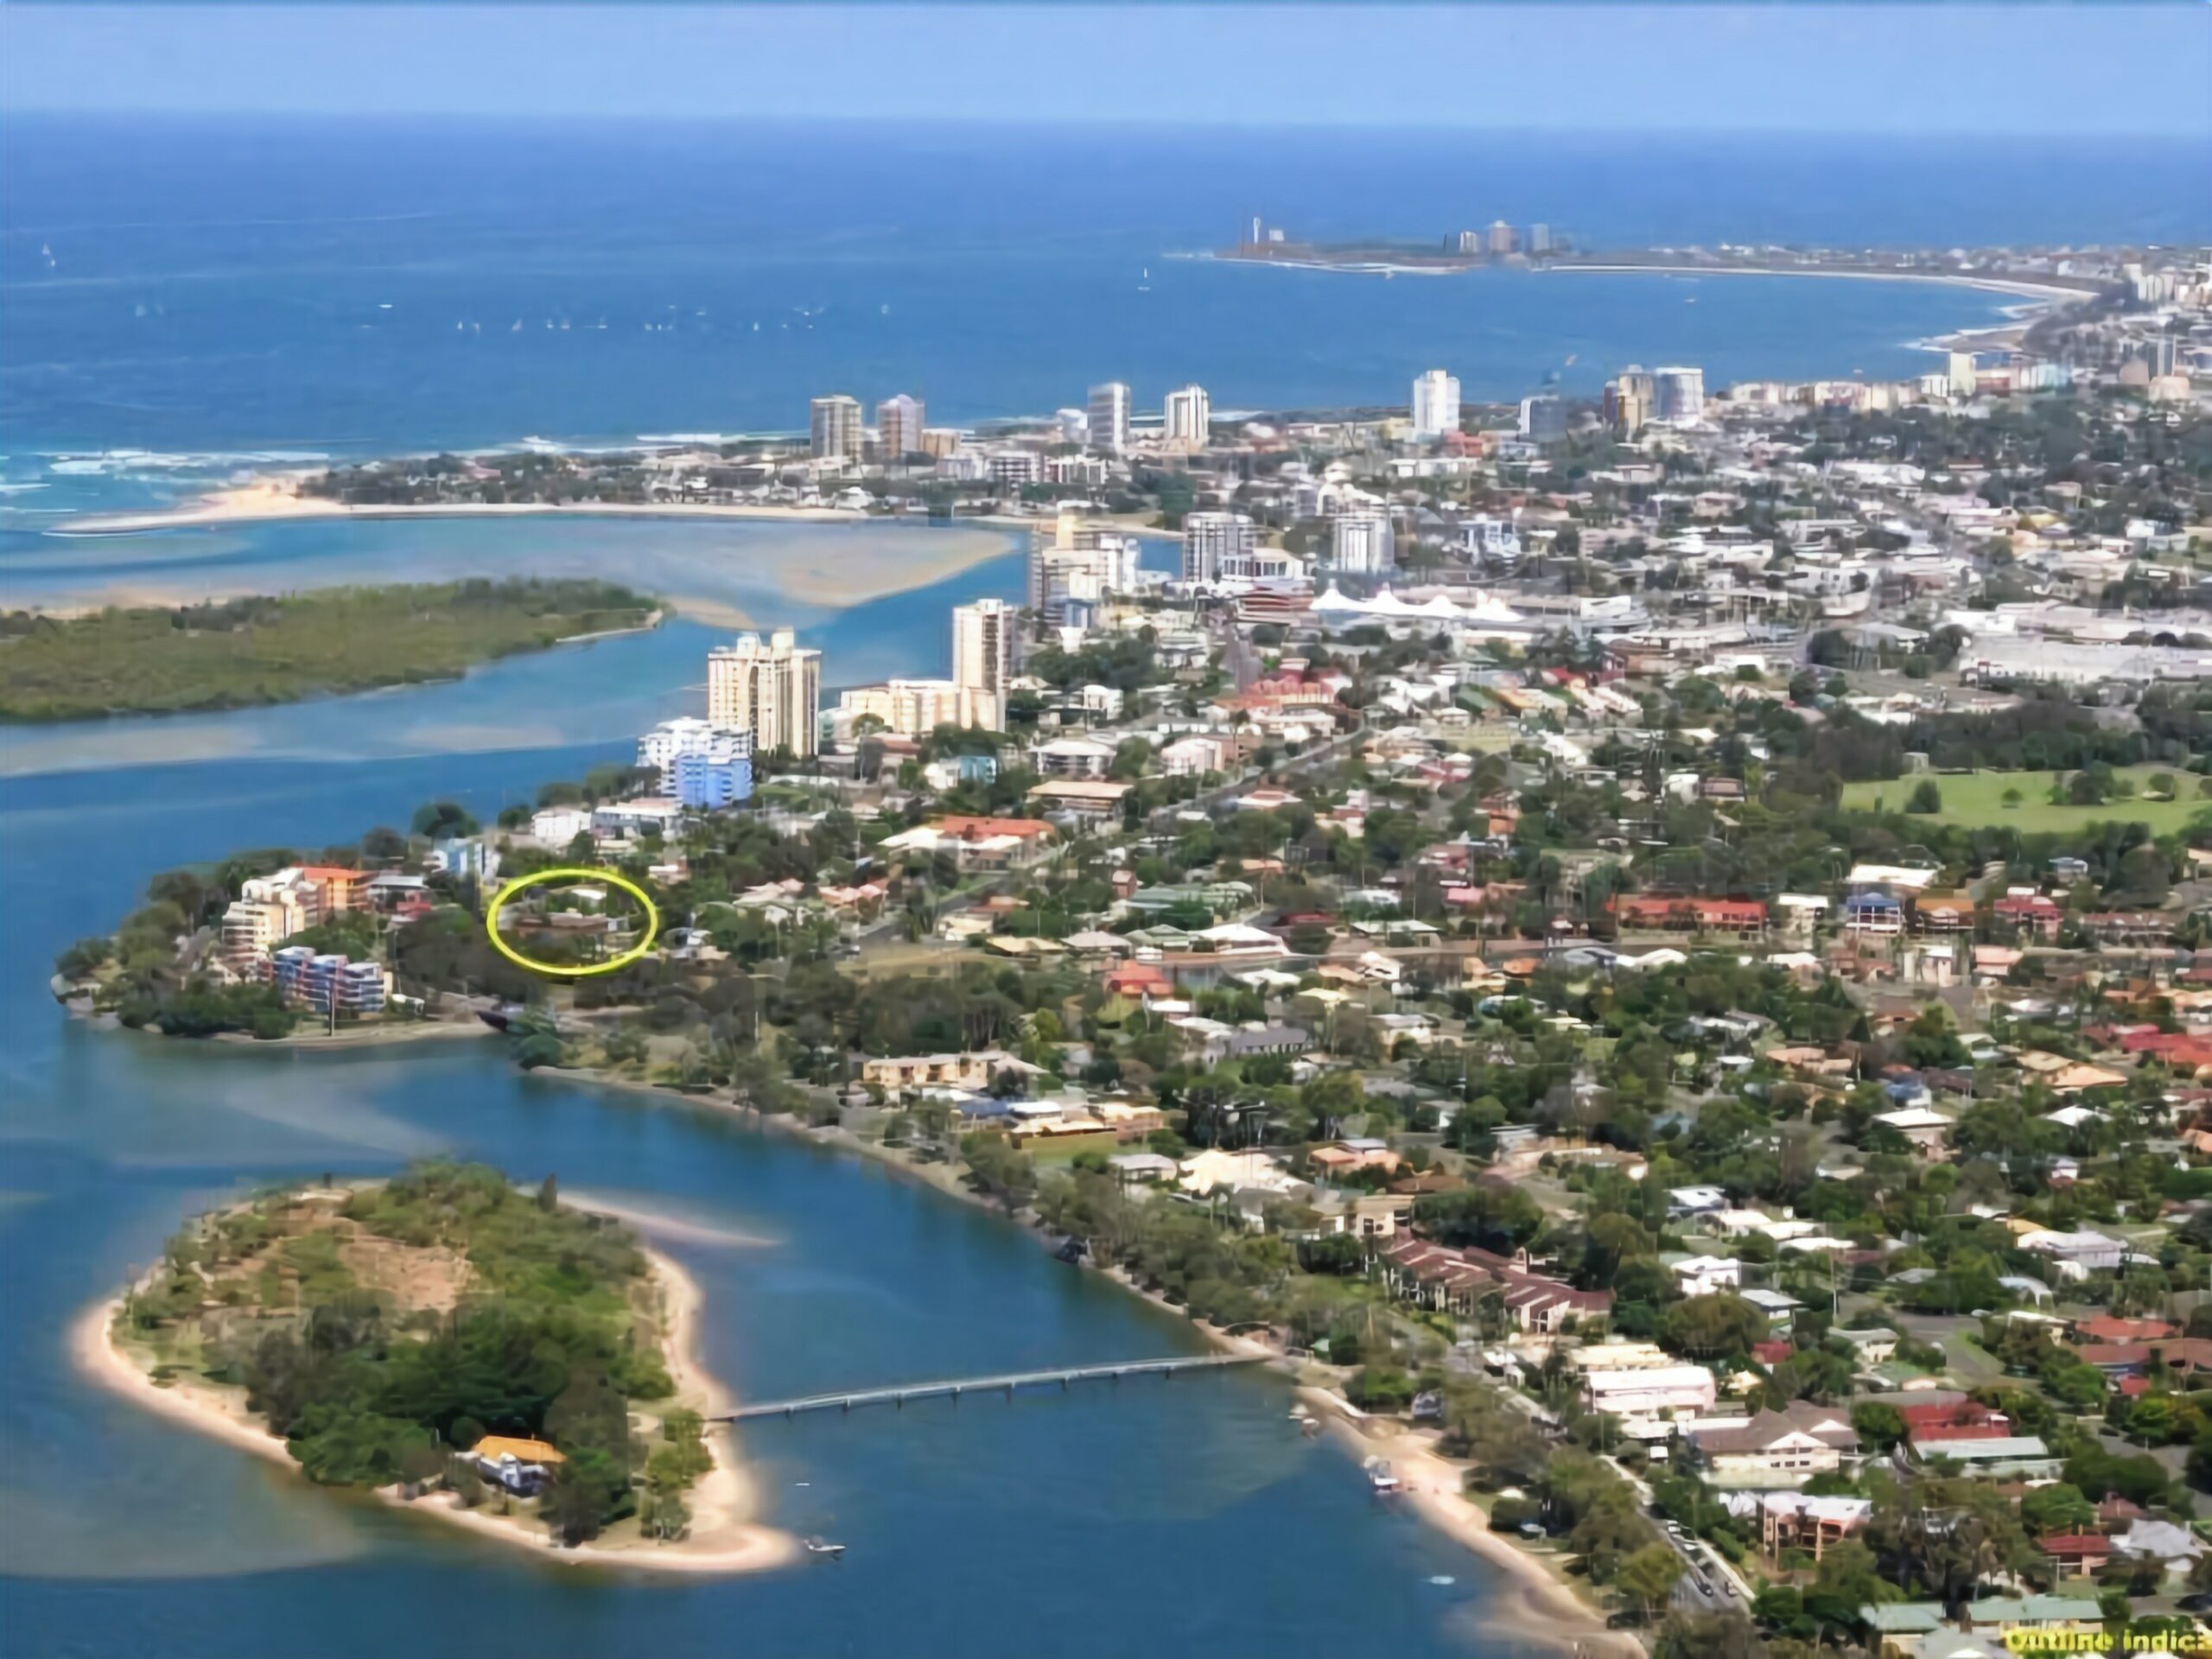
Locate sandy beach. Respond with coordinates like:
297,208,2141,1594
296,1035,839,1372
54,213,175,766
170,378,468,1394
56,475,1048,550
1298,1389,1639,1658
19,480,1027,631
74,1232,798,1576
1550,260,2095,305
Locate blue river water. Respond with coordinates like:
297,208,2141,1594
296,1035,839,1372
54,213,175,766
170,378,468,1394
0,650,1535,1658
4,114,2203,1656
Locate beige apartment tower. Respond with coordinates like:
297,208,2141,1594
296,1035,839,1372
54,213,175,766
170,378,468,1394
951,597,1012,730
876,393,925,459
707,629,823,758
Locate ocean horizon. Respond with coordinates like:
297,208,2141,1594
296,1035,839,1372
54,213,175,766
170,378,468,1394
7,116,2206,484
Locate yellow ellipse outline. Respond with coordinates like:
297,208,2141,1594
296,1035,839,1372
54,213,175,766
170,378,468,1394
485,867,661,978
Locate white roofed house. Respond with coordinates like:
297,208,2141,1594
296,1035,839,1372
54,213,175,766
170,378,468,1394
2020,1228,2126,1280
1667,1185,1729,1219
1833,1325,1898,1367
1160,734,1230,777
530,805,594,846
1029,735,1119,779
1580,1364,1719,1422
1738,1287,1802,1333
1872,1106,1954,1156
1672,1255,1744,1298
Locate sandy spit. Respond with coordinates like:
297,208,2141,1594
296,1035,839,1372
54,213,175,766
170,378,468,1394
73,1237,798,1576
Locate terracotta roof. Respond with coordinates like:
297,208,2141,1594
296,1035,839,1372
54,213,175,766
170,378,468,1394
933,816,1055,841
472,1434,564,1465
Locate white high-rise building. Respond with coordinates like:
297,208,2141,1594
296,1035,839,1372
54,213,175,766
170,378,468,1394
876,393,925,459
1029,518,1143,624
951,597,1013,730
1332,510,1395,575
1947,352,1980,398
1163,385,1211,447
638,718,754,798
1181,511,1255,584
1652,366,1707,425
1086,382,1131,454
1410,369,1461,441
810,395,862,459
707,628,823,759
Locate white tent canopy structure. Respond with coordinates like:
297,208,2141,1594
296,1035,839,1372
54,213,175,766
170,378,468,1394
1308,582,1539,640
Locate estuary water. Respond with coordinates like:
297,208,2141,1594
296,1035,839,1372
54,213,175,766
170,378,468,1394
0,649,1530,1659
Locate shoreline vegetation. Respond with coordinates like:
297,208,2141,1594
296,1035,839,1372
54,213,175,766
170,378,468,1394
0,580,660,721
531,1065,1634,1657
79,1162,795,1576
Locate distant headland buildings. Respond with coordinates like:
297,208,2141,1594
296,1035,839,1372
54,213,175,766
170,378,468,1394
1221,215,1564,270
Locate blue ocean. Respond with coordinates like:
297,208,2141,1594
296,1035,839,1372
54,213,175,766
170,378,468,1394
7,118,2207,473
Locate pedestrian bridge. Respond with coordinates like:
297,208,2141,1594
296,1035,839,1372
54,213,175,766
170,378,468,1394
715,1352,1262,1422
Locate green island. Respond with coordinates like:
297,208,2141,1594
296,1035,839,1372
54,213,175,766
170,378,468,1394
99,1161,780,1567
0,578,658,720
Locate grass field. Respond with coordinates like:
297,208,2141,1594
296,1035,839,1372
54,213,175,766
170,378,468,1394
1840,766,2209,834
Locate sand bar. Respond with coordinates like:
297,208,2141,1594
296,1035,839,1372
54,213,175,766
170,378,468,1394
74,1232,798,1576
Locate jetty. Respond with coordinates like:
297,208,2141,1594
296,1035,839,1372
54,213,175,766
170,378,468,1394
719,1352,1261,1421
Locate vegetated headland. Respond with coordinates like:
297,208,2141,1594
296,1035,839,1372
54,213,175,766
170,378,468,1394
81,1160,793,1573
0,579,660,721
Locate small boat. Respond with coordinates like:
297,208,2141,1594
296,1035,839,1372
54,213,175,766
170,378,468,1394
1363,1456,1402,1496
803,1535,846,1558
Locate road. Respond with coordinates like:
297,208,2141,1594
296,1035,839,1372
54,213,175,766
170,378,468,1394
1471,1371,1757,1611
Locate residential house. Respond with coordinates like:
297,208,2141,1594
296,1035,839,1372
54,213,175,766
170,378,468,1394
472,1434,565,1497
1378,1236,1612,1334
861,1049,1024,1093
1912,1435,2063,1478
1872,1107,1954,1154
1025,779,1134,821
1107,1152,1179,1185
1581,1365,1719,1421
1961,1597,2104,1637
880,815,1057,872
1843,890,1906,937
1672,1255,1744,1298
2040,1534,2113,1576
1308,1140,1402,1177
1835,1326,1899,1366
2021,1228,2126,1278
1751,1492,1872,1560
1685,1402,1858,1488
1992,892,2064,940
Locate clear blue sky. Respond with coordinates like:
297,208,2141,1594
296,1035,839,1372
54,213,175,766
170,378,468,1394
3,4,2208,135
